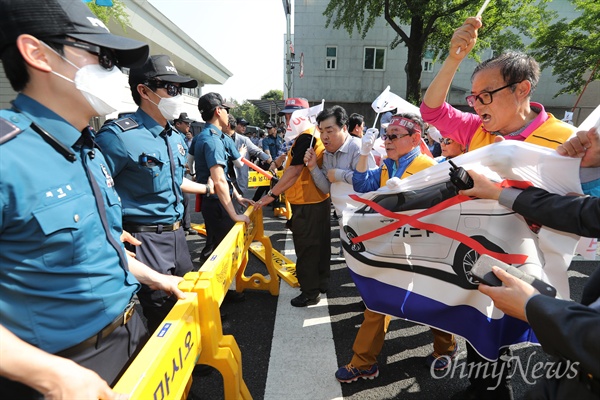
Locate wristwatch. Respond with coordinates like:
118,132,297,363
267,189,278,199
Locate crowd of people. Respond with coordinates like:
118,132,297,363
0,1,598,399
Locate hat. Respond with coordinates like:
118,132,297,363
264,121,276,129
198,92,235,115
278,97,309,116
236,118,248,126
0,0,149,68
176,112,194,123
129,55,197,88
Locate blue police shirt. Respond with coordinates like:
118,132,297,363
96,109,187,225
262,134,283,157
0,94,139,353
193,123,229,185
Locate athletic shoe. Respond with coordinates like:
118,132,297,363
335,363,379,383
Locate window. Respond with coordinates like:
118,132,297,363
364,47,386,70
326,46,337,70
423,59,434,73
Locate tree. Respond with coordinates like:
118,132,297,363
261,90,284,101
230,100,265,127
528,0,599,97
324,0,554,104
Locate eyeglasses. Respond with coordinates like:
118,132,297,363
44,38,116,71
382,132,411,141
465,82,518,108
440,138,454,145
148,81,183,97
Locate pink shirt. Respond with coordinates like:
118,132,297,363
420,101,549,146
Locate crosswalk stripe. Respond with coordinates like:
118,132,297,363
264,229,343,400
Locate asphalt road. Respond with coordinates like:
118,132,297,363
177,192,597,400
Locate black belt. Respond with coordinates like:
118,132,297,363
123,220,181,233
56,301,136,357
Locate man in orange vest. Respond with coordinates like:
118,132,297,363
255,98,331,307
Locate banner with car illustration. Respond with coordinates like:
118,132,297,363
339,141,583,361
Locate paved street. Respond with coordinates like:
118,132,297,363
178,192,597,400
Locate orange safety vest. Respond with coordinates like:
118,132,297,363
284,128,330,205
380,153,436,187
468,113,575,151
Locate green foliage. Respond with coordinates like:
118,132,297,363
86,0,129,30
324,0,554,102
529,0,599,97
230,100,267,127
261,90,284,101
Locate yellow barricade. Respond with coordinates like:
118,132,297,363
247,170,283,187
115,206,287,399
113,294,200,400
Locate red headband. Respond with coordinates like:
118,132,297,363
388,116,422,135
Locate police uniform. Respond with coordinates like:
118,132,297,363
0,94,147,396
193,123,236,261
96,107,193,332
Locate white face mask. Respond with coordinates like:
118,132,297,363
148,92,184,120
46,43,129,116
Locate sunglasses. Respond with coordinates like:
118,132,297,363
382,132,411,141
440,138,454,145
148,80,183,97
465,82,518,108
44,38,116,71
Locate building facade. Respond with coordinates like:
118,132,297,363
292,0,597,125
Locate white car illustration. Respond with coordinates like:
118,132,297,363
342,180,545,289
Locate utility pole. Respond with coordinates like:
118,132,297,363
283,0,293,98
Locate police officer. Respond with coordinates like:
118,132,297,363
0,1,184,398
96,55,212,333
194,93,252,263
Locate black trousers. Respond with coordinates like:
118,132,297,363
126,227,193,333
0,313,148,399
200,195,235,263
290,198,332,298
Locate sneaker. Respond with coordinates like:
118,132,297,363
425,344,459,371
290,293,320,307
335,363,379,383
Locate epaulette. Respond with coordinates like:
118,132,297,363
113,117,139,132
209,128,218,136
0,116,25,145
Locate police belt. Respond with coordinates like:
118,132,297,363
56,301,136,357
123,220,181,233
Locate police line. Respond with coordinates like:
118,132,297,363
114,206,292,399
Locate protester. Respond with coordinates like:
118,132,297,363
96,55,211,333
458,127,600,400
435,137,466,162
420,15,577,399
348,112,365,138
0,1,183,398
335,113,457,383
255,97,331,307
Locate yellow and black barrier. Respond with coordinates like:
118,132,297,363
247,170,283,187
114,206,297,399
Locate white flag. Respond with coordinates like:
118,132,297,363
577,104,600,131
371,86,420,115
284,100,325,142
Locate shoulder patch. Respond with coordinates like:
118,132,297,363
114,117,139,132
0,117,24,145
209,128,218,136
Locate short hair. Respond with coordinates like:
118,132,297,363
228,114,237,129
472,51,540,94
2,40,64,92
348,113,364,133
394,112,424,135
316,105,348,129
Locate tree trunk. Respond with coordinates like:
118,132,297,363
404,17,426,105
